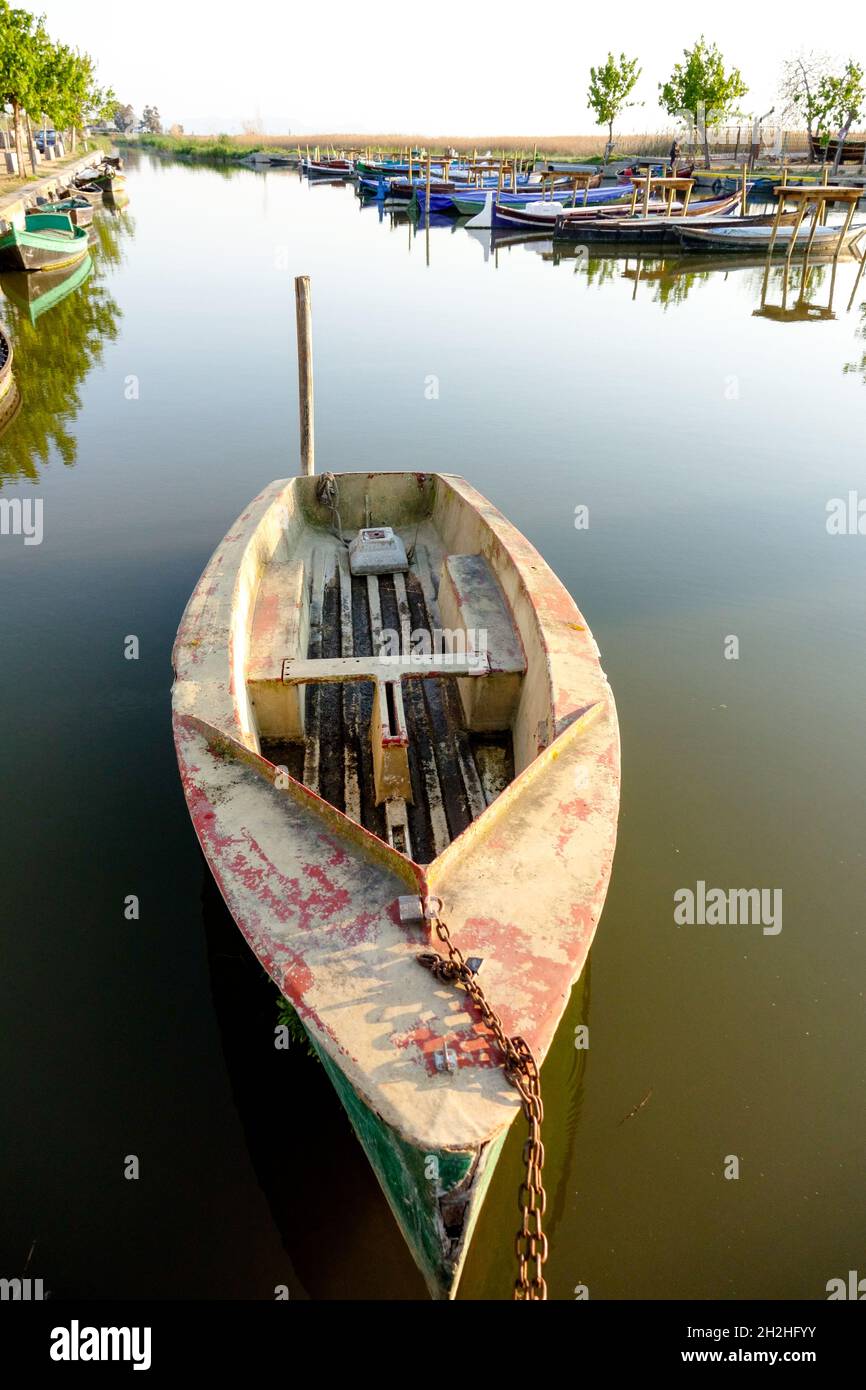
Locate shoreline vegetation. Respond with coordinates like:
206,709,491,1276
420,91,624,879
122,129,865,166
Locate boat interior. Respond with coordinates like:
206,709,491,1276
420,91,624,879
240,472,545,865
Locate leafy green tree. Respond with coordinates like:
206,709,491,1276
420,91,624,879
0,2,48,174
587,53,642,163
659,37,748,168
813,60,866,172
44,44,114,150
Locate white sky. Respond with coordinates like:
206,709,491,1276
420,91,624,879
38,2,866,135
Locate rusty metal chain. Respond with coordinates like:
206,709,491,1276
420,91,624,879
417,897,548,1301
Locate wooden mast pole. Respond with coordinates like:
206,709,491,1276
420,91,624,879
294,276,314,476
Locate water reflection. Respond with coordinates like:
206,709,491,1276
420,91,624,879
0,210,129,485
843,301,866,381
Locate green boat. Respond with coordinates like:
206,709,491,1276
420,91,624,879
0,212,89,273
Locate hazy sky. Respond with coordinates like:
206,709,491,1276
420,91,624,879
37,2,866,135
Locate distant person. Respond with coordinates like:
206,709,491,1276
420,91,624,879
669,139,681,176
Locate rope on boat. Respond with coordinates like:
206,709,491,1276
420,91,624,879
316,471,346,544
418,897,548,1300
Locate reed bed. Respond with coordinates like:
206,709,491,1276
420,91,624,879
130,129,866,165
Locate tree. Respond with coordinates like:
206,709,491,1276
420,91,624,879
0,2,48,175
141,104,162,134
779,52,832,150
112,101,135,132
43,44,114,152
815,61,866,172
587,53,642,163
660,37,748,169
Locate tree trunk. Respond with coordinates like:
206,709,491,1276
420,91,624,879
26,117,38,175
832,112,855,176
12,102,26,179
703,130,711,170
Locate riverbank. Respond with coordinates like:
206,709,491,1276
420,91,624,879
0,137,111,200
0,150,105,229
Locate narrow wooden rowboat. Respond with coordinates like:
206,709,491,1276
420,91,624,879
442,182,631,216
304,157,354,175
0,212,89,272
674,221,866,255
67,181,105,206
498,189,744,233
553,202,801,246
87,170,127,196
172,470,620,1299
27,196,94,228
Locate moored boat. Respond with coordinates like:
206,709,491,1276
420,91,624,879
0,321,15,409
674,221,866,255
65,181,105,205
27,196,94,228
172,469,620,1299
0,212,90,272
304,157,354,176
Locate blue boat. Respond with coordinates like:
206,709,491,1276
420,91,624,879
439,182,633,215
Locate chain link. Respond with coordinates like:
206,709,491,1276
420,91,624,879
418,898,548,1300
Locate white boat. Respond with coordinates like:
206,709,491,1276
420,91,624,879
675,221,866,254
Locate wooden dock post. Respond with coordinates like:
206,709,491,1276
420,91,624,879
294,275,314,477
741,163,748,216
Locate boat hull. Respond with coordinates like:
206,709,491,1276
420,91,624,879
0,231,89,272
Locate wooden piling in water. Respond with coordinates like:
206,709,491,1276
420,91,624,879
294,276,314,477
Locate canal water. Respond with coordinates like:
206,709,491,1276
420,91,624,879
1,152,864,1300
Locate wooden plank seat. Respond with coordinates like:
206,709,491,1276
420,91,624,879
437,553,527,731
247,559,307,738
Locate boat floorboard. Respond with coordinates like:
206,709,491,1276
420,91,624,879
260,543,514,863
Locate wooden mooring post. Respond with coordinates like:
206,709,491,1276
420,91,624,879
294,275,315,476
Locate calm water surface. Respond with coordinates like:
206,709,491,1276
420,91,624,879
1,153,865,1299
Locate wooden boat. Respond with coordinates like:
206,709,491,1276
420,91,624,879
0,322,15,411
443,182,630,216
489,193,720,230
809,134,866,164
87,170,127,196
552,202,801,246
674,221,866,255
304,157,354,175
27,196,93,228
172,470,620,1299
0,334,21,438
66,181,105,206
0,212,89,272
